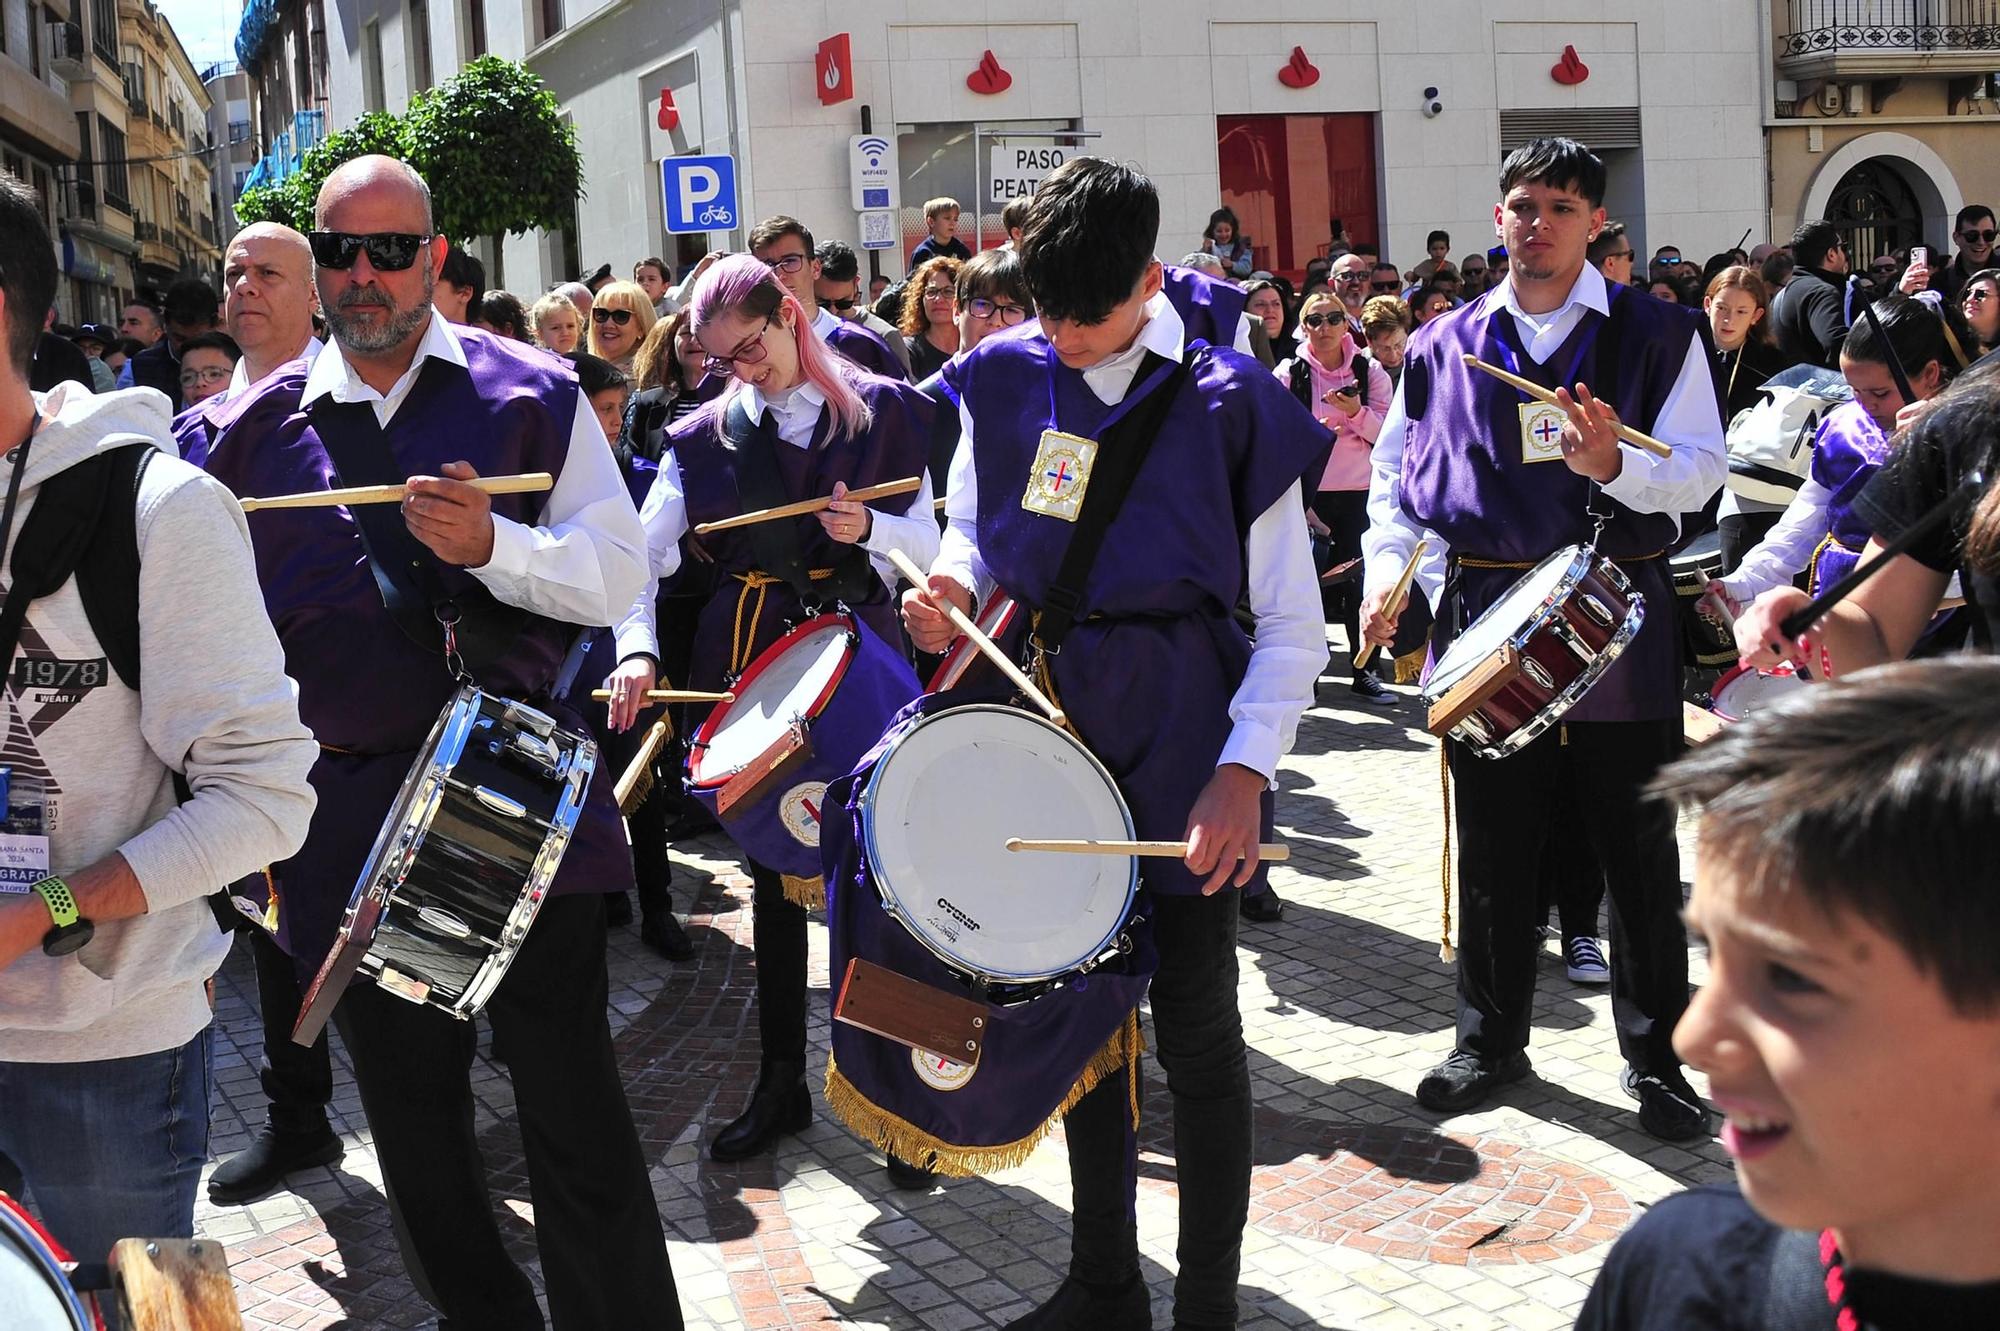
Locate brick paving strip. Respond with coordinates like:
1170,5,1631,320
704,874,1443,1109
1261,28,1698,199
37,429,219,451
196,688,1736,1329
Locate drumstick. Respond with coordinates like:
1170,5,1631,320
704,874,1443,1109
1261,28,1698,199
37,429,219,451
613,719,671,813
885,548,1066,727
590,689,734,703
691,476,924,534
1461,355,1674,459
239,472,554,512
1355,539,1428,670
1691,568,1737,631
1005,837,1291,863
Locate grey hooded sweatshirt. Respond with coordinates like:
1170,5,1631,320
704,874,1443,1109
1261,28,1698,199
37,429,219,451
0,383,317,1063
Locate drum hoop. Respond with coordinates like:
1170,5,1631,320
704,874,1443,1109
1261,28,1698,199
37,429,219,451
1428,546,1599,701
1710,661,1800,722
689,612,857,788
925,594,1020,693
857,702,1138,984
0,1195,90,1331
1462,589,1647,758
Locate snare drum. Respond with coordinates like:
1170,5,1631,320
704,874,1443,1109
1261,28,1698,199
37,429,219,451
295,688,596,1043
1709,661,1807,722
688,613,920,882
926,594,1021,694
1670,529,1736,670
1423,545,1645,758
0,1195,92,1331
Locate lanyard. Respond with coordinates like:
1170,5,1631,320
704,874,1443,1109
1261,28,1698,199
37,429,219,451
1486,305,1602,402
1045,342,1178,439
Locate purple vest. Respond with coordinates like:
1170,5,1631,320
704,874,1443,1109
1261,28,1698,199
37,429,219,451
1160,264,1248,350
826,320,908,382
944,331,1322,894
1401,287,1714,721
1806,401,1888,591
203,329,633,978
670,375,932,691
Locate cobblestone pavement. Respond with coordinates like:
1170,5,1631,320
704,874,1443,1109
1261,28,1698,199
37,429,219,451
196,663,1731,1329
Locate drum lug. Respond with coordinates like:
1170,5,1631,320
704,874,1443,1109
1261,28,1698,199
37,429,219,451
1457,712,1494,747
473,786,530,819
1580,593,1615,628
415,905,474,940
510,730,561,770
377,965,433,1006
502,700,558,738
1521,656,1555,691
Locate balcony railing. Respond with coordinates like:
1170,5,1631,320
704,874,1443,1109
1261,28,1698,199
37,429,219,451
227,118,251,141
1780,1,2000,59
134,219,159,241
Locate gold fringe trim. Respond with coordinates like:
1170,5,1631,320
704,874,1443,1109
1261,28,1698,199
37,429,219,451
822,1010,1145,1178
781,873,826,911
1393,645,1427,685
1437,744,1456,965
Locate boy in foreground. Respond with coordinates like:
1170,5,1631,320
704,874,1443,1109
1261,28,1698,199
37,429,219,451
1578,656,2000,1329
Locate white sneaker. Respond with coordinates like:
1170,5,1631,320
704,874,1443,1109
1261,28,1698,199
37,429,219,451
1565,935,1609,984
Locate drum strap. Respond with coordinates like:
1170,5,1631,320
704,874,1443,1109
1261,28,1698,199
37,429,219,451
1035,350,1193,651
720,400,876,608
307,382,528,672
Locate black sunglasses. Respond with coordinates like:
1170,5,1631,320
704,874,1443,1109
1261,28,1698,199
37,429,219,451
308,231,432,271
1369,280,1401,293
824,296,857,311
1962,228,1998,244
1299,312,1345,330
591,307,634,326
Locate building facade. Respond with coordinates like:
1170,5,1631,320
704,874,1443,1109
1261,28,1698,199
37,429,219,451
1763,0,2000,264
203,59,255,252
117,0,220,292
62,0,138,321
0,0,82,298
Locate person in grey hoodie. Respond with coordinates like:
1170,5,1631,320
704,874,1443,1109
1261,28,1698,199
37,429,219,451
0,173,318,1266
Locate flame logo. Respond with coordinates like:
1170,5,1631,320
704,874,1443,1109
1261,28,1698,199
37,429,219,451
824,58,841,92
1552,44,1590,85
967,49,1013,95
1277,46,1320,90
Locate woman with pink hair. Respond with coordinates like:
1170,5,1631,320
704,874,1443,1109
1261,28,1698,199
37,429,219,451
638,254,939,1171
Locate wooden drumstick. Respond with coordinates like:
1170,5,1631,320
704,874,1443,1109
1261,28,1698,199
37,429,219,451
886,548,1066,727
1461,355,1674,458
1006,837,1291,863
239,472,554,512
691,476,924,534
1355,539,1428,670
591,689,734,703
1692,568,1737,631
614,719,672,813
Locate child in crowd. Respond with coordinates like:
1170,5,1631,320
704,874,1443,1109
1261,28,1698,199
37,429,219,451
910,196,972,266
575,352,632,447
1578,656,2000,1330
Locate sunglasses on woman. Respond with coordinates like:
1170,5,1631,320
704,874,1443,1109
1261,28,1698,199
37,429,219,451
308,231,432,271
591,307,634,326
1300,312,1345,330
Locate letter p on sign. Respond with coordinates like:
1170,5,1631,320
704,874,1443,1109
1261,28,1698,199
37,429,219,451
660,154,739,234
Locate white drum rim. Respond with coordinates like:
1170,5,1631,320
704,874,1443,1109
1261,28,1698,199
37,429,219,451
1424,546,1593,700
926,594,1020,693
0,1196,90,1331
689,613,856,788
1711,662,1805,722
858,703,1137,984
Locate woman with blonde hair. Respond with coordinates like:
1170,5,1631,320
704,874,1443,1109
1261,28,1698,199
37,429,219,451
897,255,962,380
528,291,582,356
587,279,658,375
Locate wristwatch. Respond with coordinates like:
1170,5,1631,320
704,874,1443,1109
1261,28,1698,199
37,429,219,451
32,876,94,957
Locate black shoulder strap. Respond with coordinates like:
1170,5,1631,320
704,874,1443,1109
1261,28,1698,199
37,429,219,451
74,444,152,690
719,399,873,604
1762,1230,1837,1330
1595,285,1628,406
0,446,150,684
1035,350,1193,650
1288,357,1312,407
1349,353,1373,411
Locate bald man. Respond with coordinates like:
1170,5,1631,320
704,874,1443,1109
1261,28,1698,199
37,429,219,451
199,155,676,1329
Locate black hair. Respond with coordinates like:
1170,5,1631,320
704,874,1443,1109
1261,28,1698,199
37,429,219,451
440,247,486,308
815,239,859,283
177,331,242,362
954,247,1031,311
112,336,145,360
0,173,57,375
1425,228,1450,249
572,351,629,398
1791,219,1845,269
749,215,814,256
1760,251,1796,288
1586,220,1628,263
162,277,219,327
1371,261,1401,279
1018,157,1159,325
474,290,530,341
1956,204,1996,234
1652,655,2000,1015
1204,206,1241,241
1000,195,1032,234
1352,240,1380,261
1843,293,1958,385
1498,136,1607,208
1700,252,1739,287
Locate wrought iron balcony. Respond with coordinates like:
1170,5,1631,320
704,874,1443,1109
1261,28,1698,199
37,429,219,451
1779,1,2000,77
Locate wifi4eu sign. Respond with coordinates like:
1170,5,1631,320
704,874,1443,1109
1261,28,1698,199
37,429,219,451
660,154,737,234
849,133,898,212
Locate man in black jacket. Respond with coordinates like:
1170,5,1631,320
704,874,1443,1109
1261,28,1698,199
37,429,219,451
120,278,219,410
1768,219,1853,368
1930,203,1995,305
29,309,92,392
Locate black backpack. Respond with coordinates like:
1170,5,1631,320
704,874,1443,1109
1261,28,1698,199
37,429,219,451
1287,353,1374,412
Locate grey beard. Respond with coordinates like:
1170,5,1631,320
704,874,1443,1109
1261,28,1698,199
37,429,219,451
328,297,430,354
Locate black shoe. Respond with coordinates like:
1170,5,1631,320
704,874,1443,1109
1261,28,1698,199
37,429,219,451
1350,672,1397,705
604,891,634,927
206,1125,343,1205
885,1152,939,1191
709,1063,811,1162
1621,1067,1713,1142
1001,1275,1150,1331
640,912,697,961
1239,887,1284,924
1415,1049,1532,1114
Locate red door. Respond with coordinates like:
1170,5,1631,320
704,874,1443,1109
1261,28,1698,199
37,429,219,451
1216,114,1379,283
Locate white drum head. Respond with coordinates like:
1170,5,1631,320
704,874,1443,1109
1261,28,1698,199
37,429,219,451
862,706,1135,983
1713,666,1806,721
1671,529,1723,584
693,621,852,783
1429,548,1583,694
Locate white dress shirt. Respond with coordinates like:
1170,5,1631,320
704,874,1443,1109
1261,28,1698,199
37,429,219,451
932,290,1325,783
1362,263,1728,603
300,314,648,629
614,453,689,664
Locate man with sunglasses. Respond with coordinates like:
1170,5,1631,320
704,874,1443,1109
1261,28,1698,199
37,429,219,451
749,214,907,380
1332,253,1373,328
1931,204,1997,304
815,238,912,375
198,155,679,1330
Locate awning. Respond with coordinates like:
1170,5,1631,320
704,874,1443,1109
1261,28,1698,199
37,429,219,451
62,232,129,285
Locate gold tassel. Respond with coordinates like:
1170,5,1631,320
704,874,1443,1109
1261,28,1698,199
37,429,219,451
822,1010,1146,1178
261,868,280,935
780,873,826,911
1027,611,1084,741
1437,744,1455,965
1393,645,1427,685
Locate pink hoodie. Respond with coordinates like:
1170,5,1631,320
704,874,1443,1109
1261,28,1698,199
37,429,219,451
1274,329,1391,492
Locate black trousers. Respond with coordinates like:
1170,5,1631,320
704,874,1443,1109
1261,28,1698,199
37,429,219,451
747,861,808,1068
334,893,679,1330
597,714,674,921
249,925,333,1135
1448,719,1689,1075
1066,891,1250,1328
1537,787,1606,943
1312,489,1373,681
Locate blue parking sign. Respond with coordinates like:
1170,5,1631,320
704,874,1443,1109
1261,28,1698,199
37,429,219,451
660,155,738,234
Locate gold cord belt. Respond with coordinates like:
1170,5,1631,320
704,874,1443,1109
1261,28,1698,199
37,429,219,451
728,568,837,675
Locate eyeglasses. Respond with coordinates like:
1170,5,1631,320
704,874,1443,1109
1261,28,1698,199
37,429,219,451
1299,312,1346,330
761,253,808,275
1872,262,1899,274
1369,280,1401,294
307,231,432,271
922,285,956,302
701,318,777,377
1960,228,1997,244
964,297,1029,325
591,307,634,326
179,366,232,386
824,296,857,311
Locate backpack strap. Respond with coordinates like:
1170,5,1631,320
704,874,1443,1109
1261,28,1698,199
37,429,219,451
1287,357,1313,408
1349,353,1373,411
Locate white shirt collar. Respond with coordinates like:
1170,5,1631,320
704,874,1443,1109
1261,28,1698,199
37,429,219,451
1076,289,1186,405
302,312,465,409
230,334,324,394
1489,262,1611,326
744,378,828,428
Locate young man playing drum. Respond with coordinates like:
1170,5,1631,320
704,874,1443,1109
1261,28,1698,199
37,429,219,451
1359,137,1727,1141
904,157,1327,1331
